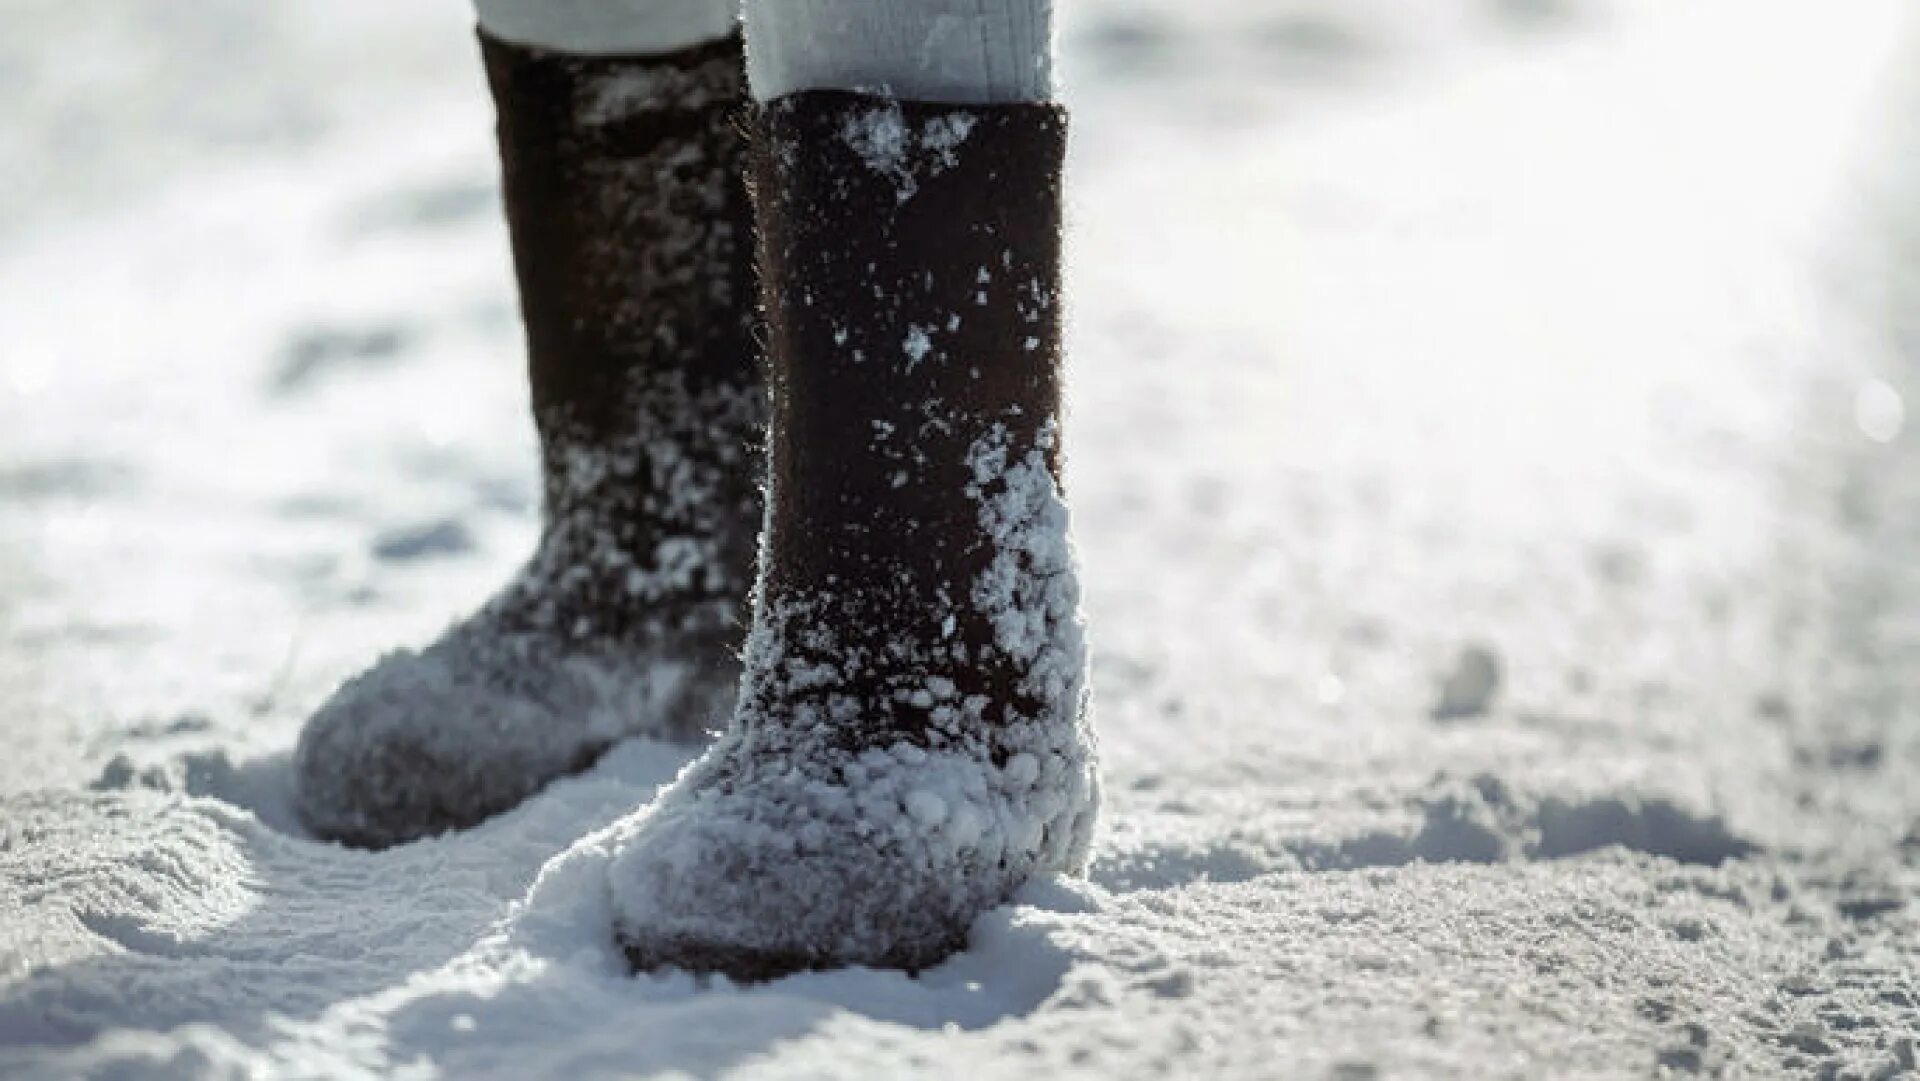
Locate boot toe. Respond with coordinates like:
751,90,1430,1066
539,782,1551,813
610,810,965,979
292,644,603,849
607,746,1029,980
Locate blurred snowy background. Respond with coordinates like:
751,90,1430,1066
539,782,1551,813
4,0,1919,1076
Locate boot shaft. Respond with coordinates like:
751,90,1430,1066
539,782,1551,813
481,30,760,440
754,92,1067,595
746,91,1077,744
478,31,766,642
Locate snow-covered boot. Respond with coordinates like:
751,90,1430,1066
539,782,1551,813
293,30,764,849
605,91,1100,978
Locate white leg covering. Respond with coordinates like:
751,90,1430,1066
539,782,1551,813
743,0,1055,104
475,0,738,55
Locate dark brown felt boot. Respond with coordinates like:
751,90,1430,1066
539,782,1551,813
605,91,1099,979
293,30,765,849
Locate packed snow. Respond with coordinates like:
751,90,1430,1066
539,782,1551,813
5,0,1920,1077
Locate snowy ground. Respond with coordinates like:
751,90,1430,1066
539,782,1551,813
5,0,1920,1076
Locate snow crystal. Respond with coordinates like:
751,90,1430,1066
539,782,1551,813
842,103,909,173
903,325,934,368
840,105,981,204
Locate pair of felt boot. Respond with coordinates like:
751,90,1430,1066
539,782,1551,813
291,29,1098,978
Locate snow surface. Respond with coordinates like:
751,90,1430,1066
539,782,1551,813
5,0,1920,1077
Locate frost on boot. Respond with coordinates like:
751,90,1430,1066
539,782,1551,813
293,32,765,849
607,92,1099,978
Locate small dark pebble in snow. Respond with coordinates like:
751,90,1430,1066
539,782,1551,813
1432,645,1502,721
373,519,475,562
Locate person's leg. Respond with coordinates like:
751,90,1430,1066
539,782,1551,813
606,0,1098,977
743,0,1054,103
473,0,735,56
293,0,763,849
